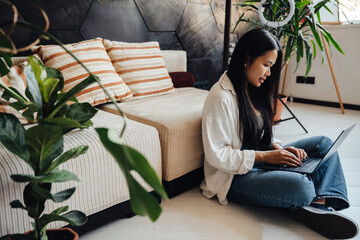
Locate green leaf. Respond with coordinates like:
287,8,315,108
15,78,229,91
82,119,94,128
25,124,63,163
30,183,53,200
12,170,80,183
66,103,98,124
24,64,42,109
10,200,26,210
11,174,46,182
46,145,88,173
52,74,97,117
295,0,311,8
310,39,317,59
9,101,28,111
43,77,60,103
305,16,323,52
0,113,31,166
39,137,64,175
42,170,80,183
41,117,85,133
1,86,23,101
317,24,345,55
0,82,29,108
305,42,313,76
23,183,49,218
53,104,69,118
50,206,69,215
95,127,167,222
22,104,39,123
28,56,62,104
44,67,64,116
38,211,87,229
296,31,304,60
127,173,162,222
52,188,76,202
0,32,13,77
31,184,76,202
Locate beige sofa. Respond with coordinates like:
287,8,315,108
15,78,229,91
0,50,208,235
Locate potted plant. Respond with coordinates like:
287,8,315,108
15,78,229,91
233,0,344,120
0,3,167,240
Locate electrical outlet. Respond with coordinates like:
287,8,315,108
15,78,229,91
296,76,315,84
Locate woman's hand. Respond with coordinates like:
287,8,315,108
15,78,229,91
255,147,307,167
283,146,307,161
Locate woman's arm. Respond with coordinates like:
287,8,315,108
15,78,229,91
255,145,307,167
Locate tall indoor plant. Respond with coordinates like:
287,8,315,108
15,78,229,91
233,0,344,76
0,2,167,239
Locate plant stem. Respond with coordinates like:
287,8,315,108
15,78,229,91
0,81,29,105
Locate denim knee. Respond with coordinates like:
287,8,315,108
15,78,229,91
320,135,333,146
287,175,316,208
308,135,333,158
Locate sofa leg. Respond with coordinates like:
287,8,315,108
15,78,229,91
163,167,204,198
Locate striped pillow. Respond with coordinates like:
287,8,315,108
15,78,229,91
0,61,32,124
103,40,175,100
32,38,132,105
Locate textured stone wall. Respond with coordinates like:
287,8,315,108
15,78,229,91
1,0,253,88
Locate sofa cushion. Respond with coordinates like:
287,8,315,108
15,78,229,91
32,38,132,106
0,110,161,234
0,60,32,124
98,87,209,181
169,72,195,88
103,40,175,100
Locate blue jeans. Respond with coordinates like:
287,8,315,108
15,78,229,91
227,136,349,211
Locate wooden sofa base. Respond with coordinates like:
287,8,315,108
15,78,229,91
163,167,204,198
67,191,161,236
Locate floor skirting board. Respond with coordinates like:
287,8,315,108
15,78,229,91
292,97,360,111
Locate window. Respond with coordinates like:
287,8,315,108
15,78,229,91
339,0,360,22
313,0,360,23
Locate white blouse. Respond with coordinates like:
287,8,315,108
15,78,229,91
200,72,281,204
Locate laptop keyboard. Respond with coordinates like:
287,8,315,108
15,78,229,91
282,158,320,172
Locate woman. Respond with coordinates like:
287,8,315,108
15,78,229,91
200,29,358,239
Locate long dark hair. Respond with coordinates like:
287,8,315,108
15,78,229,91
227,29,282,150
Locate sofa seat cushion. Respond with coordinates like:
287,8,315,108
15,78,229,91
0,110,161,235
98,87,209,181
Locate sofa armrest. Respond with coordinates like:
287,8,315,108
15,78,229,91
169,72,195,88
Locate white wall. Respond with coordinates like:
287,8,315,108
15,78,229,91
280,23,360,106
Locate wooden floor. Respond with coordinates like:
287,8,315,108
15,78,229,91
81,102,360,240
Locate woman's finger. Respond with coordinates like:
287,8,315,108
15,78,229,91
284,154,302,166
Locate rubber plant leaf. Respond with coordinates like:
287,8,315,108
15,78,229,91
95,127,168,222
25,124,63,163
0,113,32,167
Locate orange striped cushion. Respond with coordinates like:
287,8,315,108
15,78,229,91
103,40,175,100
32,38,132,105
0,61,32,124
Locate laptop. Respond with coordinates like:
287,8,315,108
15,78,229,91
258,123,357,174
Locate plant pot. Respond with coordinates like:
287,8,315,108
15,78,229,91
273,94,288,123
25,228,78,240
